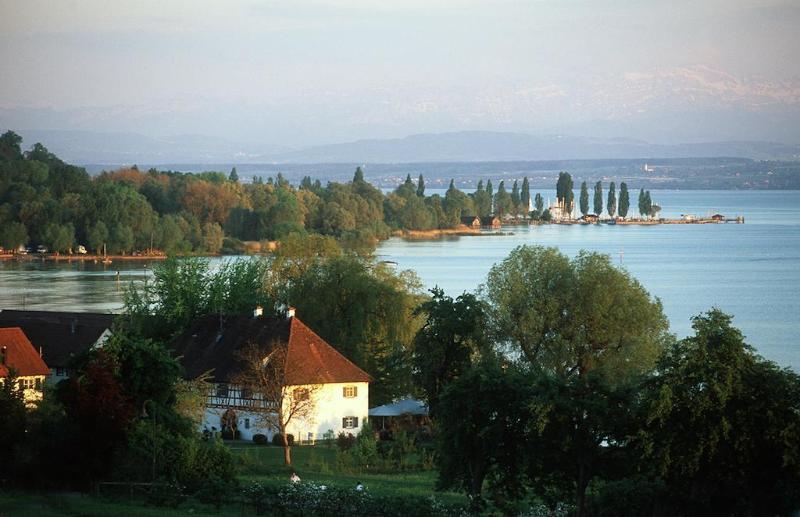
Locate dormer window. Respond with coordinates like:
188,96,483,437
343,386,357,398
294,388,309,401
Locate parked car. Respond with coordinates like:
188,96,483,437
36,245,48,254
76,245,87,254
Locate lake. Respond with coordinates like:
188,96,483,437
1,190,799,370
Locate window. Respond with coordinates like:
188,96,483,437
343,386,357,398
35,378,42,391
216,384,229,398
55,367,68,377
244,418,250,430
342,416,359,429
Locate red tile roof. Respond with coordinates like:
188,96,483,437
0,327,50,378
171,314,371,385
285,317,371,385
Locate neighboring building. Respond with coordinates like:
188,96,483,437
548,198,574,222
172,310,371,442
369,398,429,432
581,214,599,223
0,310,113,383
0,327,50,405
711,213,725,221
481,216,501,229
460,216,481,229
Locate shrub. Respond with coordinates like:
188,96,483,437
194,475,238,510
337,431,356,452
253,433,267,445
146,479,186,508
272,433,294,446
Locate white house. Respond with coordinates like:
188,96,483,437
172,309,371,442
0,327,50,406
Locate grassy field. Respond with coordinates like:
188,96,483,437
232,442,466,504
1,442,466,516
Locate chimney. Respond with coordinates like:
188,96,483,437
1,345,6,365
286,306,296,319
253,306,263,319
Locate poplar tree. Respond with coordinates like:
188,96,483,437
229,167,238,182
416,174,425,197
579,181,590,216
607,182,617,218
534,193,544,219
521,177,531,216
511,180,521,217
619,182,630,218
593,181,603,216
638,189,646,218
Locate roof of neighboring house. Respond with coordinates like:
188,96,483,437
171,314,371,385
460,216,480,224
481,216,500,225
0,310,114,368
369,398,428,417
0,327,50,378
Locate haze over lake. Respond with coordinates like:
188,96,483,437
1,190,798,370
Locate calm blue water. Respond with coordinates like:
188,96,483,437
1,190,798,370
376,190,800,370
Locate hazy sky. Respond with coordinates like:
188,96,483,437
1,0,799,146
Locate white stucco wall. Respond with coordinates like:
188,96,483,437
200,381,369,442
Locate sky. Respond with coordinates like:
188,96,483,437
1,0,799,147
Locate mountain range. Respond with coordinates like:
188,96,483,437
6,129,799,167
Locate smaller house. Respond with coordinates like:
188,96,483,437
711,213,725,222
581,214,599,223
0,310,113,383
369,398,429,433
460,216,481,229
0,327,50,405
481,216,501,229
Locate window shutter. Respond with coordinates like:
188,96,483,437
353,386,357,397
354,417,359,428
342,387,347,397
342,417,347,428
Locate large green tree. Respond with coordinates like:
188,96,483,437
411,288,489,415
642,310,800,515
280,254,424,404
483,245,670,515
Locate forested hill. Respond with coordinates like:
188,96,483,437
0,131,529,254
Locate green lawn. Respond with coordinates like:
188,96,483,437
1,443,467,516
232,442,466,504
0,490,238,517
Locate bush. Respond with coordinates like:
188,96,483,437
194,475,239,510
337,432,356,452
146,480,186,508
253,433,267,445
272,433,294,446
